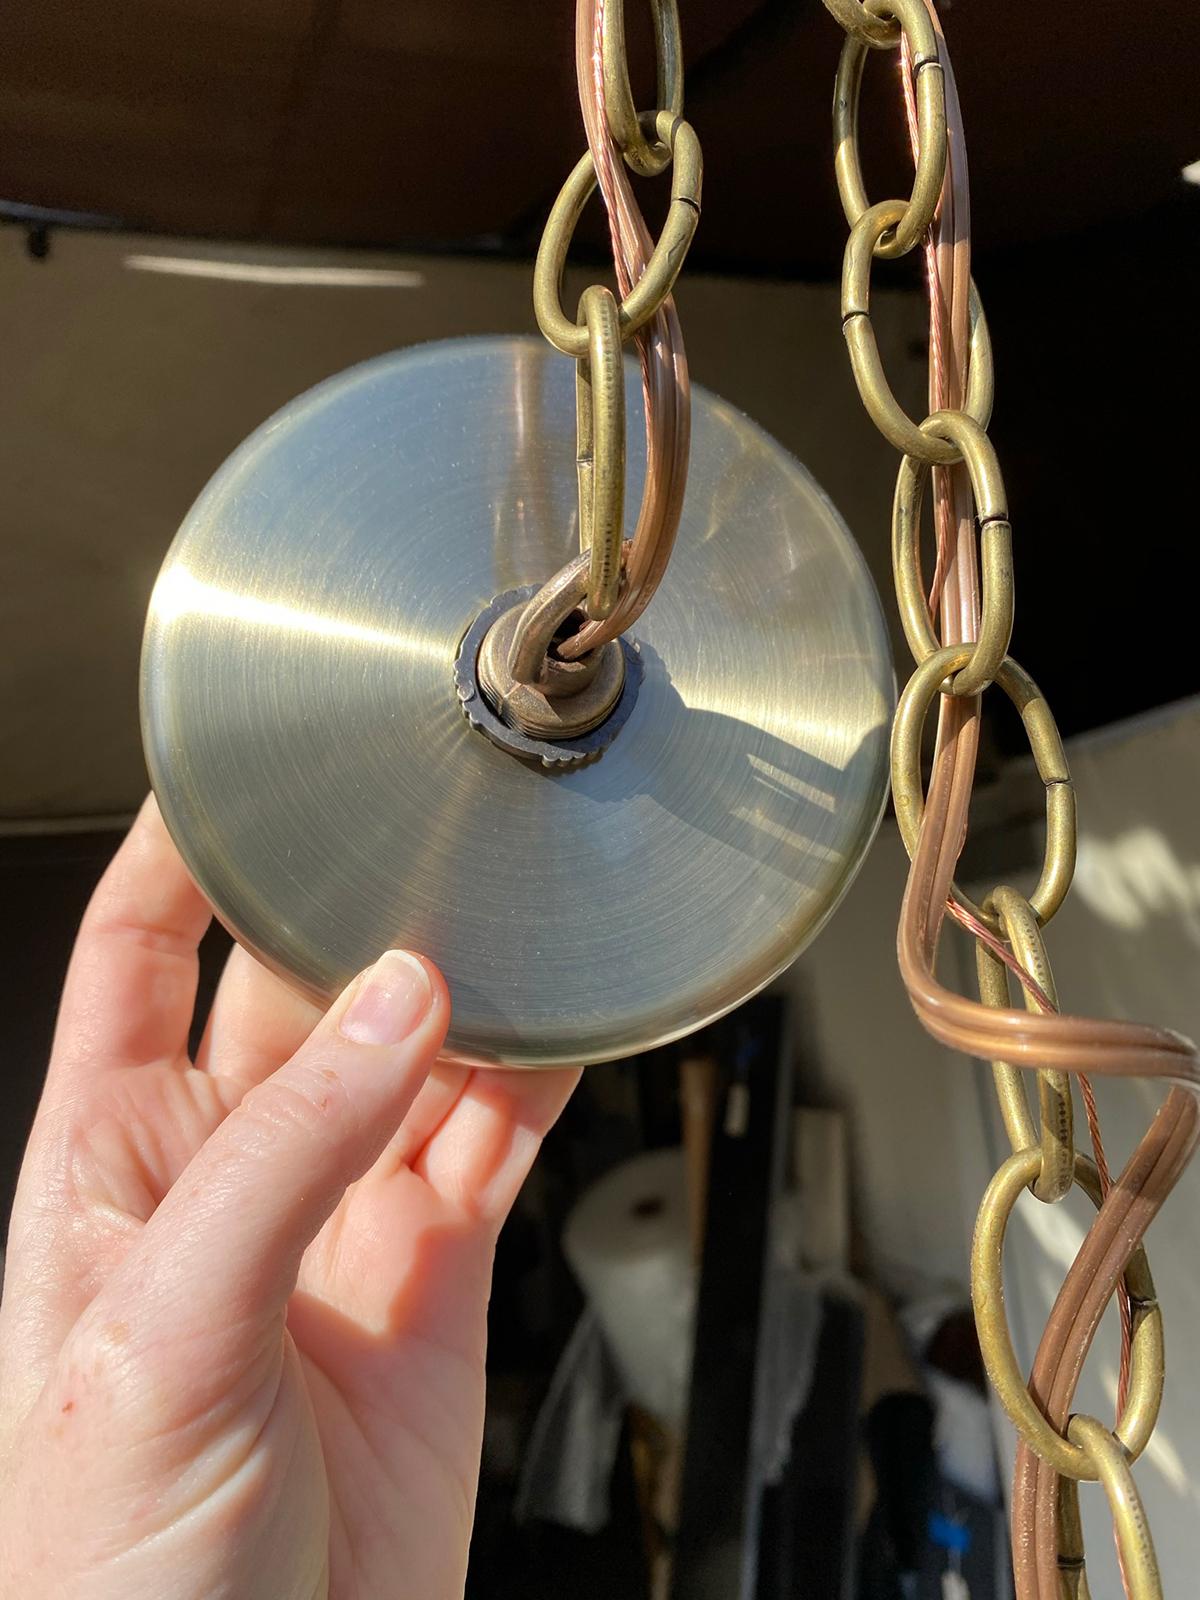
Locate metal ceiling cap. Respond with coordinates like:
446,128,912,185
142,337,893,1067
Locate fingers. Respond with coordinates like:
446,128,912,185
414,1066,581,1224
46,797,211,1104
375,1059,472,1173
196,943,323,1092
69,951,450,1401
294,1064,578,1356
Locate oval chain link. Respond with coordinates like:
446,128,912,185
976,886,1073,1202
601,0,683,176
892,410,1012,696
834,7,945,259
533,109,702,360
891,644,1077,932
574,285,626,618
972,1149,1164,1480
842,203,994,462
1067,1417,1164,1599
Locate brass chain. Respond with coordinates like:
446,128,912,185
514,0,702,679
533,108,701,362
821,2,1199,1593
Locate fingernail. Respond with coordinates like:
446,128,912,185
339,951,433,1045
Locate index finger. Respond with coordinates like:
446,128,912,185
45,795,212,1105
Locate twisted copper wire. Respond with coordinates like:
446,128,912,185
893,8,1200,1594
1017,1094,1196,1598
902,17,1133,1410
557,0,692,659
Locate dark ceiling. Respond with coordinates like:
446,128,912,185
2,0,1198,745
1,0,1197,274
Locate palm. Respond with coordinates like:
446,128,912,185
64,1050,488,1597
0,804,577,1600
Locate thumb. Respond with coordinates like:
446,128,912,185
75,950,450,1382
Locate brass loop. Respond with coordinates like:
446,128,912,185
477,577,626,744
976,931,1039,1152
892,409,1013,696
1067,1417,1163,1600
834,19,946,259
842,207,993,461
533,111,702,358
968,290,995,429
863,0,937,59
575,286,626,620
822,0,899,49
602,0,683,177
507,553,593,688
891,645,1077,932
971,1149,1164,1480
976,885,1074,1203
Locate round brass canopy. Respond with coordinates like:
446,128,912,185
142,337,893,1068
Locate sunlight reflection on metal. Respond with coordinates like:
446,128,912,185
728,804,841,861
142,339,893,1066
678,685,889,749
151,566,444,663
748,753,839,811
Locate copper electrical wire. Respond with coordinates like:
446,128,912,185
1015,1091,1198,1598
902,697,1199,1600
560,7,1200,1584
903,11,1133,1412
557,0,692,659
893,8,1200,1595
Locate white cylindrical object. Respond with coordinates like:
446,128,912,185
562,1149,695,1427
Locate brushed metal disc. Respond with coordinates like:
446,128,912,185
142,337,893,1068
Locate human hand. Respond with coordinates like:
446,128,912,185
0,799,579,1599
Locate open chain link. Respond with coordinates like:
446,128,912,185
820,2,1194,1593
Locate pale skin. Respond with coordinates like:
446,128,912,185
0,798,580,1599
